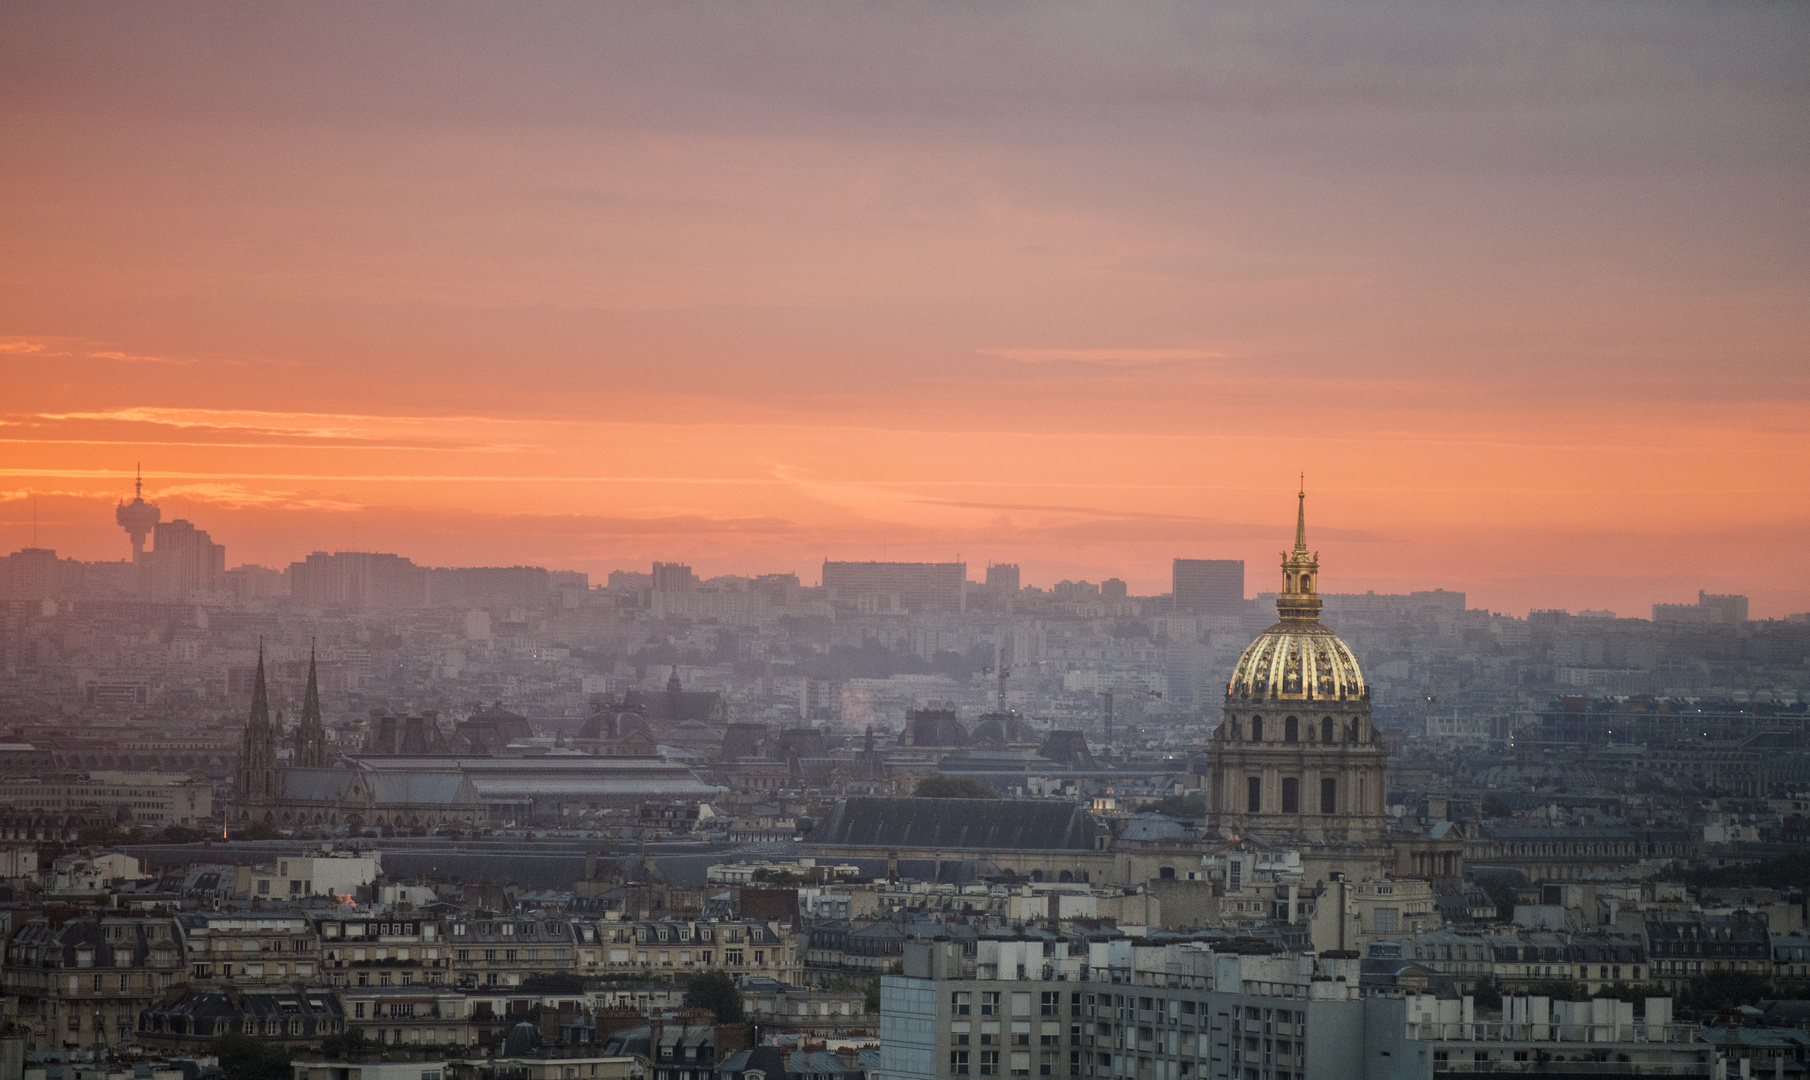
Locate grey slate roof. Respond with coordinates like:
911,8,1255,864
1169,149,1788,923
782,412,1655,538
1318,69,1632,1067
280,767,359,803
370,770,477,806
807,796,1097,851
1119,814,1192,842
355,756,724,800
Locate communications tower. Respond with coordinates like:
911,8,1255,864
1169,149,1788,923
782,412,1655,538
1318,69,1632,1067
114,465,160,561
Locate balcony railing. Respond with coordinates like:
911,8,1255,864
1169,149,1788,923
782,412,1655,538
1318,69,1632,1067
1433,1063,1708,1076
1407,1022,1700,1044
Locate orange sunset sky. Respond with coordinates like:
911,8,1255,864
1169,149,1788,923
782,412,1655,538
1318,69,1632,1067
3,3,1807,617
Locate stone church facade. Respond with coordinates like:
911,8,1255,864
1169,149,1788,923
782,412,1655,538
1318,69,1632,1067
232,647,483,832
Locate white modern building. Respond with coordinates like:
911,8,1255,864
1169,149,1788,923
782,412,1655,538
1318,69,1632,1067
881,937,1716,1080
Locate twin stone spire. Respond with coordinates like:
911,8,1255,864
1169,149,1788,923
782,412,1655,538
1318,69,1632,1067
241,640,328,773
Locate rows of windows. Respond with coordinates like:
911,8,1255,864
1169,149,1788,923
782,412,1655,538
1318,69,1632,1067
1244,776,1340,815
1226,715,1364,744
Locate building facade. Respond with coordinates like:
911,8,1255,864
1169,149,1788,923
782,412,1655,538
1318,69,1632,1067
882,938,1710,1080
1,915,185,1049
177,912,322,987
1171,560,1244,618
0,775,211,826
1205,492,1392,883
822,561,967,614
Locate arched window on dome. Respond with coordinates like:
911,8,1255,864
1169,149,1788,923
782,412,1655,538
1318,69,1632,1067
1251,716,1264,742
1246,776,1262,813
1281,777,1299,814
1322,717,1335,743
1284,717,1298,743
1321,777,1336,814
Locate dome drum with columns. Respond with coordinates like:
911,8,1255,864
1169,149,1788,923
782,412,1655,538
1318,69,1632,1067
1205,488,1389,857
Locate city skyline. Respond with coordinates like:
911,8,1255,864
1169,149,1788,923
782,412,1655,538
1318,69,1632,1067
4,2,1806,617
3,7,1808,1070
0,473,1790,621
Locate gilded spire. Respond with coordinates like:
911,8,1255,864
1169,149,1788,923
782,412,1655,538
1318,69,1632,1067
1276,485,1323,624
1294,474,1307,554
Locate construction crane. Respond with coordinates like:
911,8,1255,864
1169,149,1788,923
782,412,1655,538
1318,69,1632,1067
980,646,1049,712
1093,686,1163,751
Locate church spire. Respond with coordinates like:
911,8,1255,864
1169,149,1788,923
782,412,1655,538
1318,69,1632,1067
237,638,278,815
296,639,326,768
302,641,320,723
249,639,270,732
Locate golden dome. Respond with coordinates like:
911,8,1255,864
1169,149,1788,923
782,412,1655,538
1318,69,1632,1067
1227,622,1366,702
1225,485,1368,703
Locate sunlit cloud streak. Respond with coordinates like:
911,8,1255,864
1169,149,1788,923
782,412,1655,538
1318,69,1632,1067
977,347,1229,366
0,1,1805,614
86,350,190,364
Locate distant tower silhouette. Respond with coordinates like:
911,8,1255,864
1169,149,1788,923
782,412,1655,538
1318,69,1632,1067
114,464,160,562
295,642,328,768
235,641,278,822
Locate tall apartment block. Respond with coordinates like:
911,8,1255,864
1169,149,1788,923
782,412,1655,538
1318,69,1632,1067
145,519,226,601
1172,559,1245,617
822,561,966,614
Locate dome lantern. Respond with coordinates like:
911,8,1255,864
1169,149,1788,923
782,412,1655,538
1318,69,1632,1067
1224,485,1367,703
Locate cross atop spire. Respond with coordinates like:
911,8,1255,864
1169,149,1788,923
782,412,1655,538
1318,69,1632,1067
1294,476,1308,554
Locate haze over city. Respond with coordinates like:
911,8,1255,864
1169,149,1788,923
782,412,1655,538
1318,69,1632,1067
8,5,1810,1076
4,2,1807,617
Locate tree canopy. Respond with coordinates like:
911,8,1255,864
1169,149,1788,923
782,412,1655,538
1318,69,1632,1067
1145,793,1207,818
319,1027,372,1061
686,969,745,1023
208,1032,292,1080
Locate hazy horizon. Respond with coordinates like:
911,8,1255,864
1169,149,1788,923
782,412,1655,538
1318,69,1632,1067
5,2,1806,618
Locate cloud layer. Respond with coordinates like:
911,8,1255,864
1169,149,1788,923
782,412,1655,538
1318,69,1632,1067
1,1,1806,614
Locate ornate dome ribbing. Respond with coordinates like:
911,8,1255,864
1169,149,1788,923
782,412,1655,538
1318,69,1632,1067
1225,487,1368,703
